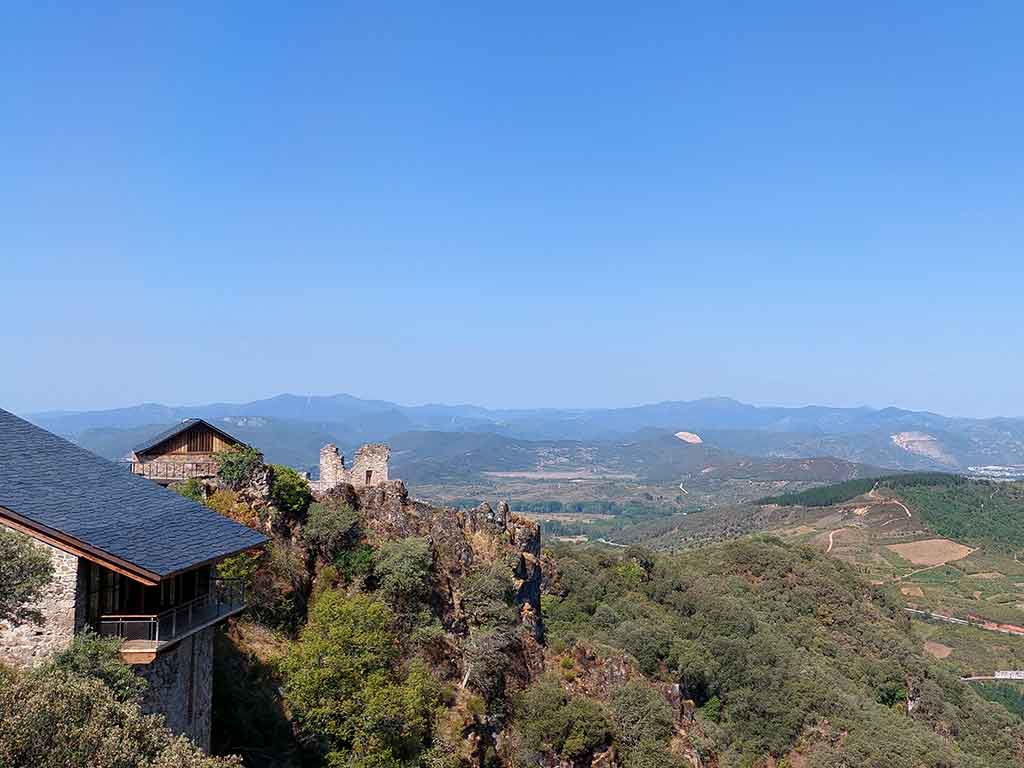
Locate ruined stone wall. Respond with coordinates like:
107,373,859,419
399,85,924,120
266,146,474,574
319,444,346,487
350,443,390,486
138,626,215,752
0,524,82,667
310,442,391,493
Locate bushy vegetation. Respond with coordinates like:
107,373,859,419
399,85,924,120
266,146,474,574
0,527,53,625
281,591,441,767
171,478,207,503
0,636,238,768
270,465,312,518
304,502,361,561
973,682,1024,718
215,446,265,491
543,537,1024,767
50,631,148,702
513,674,611,762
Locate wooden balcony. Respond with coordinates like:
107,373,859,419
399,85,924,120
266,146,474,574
98,578,246,663
129,460,219,483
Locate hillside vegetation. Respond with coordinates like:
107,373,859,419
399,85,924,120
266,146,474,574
893,478,1024,552
544,538,1024,767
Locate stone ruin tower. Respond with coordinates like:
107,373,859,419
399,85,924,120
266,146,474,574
311,443,391,493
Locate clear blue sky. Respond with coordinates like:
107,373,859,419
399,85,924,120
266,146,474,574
3,2,1021,417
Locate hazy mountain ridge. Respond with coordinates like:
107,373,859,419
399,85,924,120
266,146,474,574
26,393,1024,473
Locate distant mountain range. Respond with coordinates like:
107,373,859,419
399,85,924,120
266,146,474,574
24,394,1024,476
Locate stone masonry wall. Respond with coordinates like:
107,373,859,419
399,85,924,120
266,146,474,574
138,626,215,752
310,442,391,493
0,524,82,667
319,444,346,487
350,443,390,486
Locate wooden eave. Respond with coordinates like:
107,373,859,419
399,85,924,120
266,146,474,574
0,505,162,586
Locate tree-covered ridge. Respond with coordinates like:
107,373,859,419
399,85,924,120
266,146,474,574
893,479,1024,552
543,538,1024,767
759,473,957,507
760,474,1024,552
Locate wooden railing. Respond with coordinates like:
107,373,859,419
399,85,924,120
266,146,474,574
129,461,219,481
98,578,246,646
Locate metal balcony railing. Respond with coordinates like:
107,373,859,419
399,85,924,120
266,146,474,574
129,460,220,481
98,578,246,646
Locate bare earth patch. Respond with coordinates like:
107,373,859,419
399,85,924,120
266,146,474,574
972,572,1005,580
890,431,958,467
887,539,974,566
674,431,703,444
924,641,953,659
901,585,925,598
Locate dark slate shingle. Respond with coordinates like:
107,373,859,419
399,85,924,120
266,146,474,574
0,409,265,578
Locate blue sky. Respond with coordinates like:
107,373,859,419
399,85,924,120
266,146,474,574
2,2,1021,416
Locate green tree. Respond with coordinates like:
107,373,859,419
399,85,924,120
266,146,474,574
271,465,312,517
281,591,439,766
50,632,147,703
0,666,238,768
374,537,433,613
214,446,264,491
304,502,361,563
609,681,678,768
514,675,611,762
0,527,53,625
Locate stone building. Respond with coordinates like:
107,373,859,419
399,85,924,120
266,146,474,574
0,408,266,751
309,442,391,493
129,418,249,485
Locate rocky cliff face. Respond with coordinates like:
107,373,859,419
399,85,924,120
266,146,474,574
319,480,544,643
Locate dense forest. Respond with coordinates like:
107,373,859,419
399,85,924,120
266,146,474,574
892,479,1024,552
759,473,958,508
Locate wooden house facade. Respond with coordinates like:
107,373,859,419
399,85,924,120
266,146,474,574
130,419,246,484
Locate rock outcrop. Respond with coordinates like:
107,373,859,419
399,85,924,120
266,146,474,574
318,480,544,642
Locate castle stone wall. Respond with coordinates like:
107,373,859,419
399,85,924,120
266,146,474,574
351,444,390,486
319,444,346,487
310,443,391,493
138,626,215,752
0,524,82,667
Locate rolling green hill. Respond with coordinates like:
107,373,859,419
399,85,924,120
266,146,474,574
545,537,1024,767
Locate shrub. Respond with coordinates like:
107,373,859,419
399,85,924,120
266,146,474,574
171,478,206,503
374,537,433,612
0,527,53,625
214,447,264,491
337,543,375,581
206,489,260,529
246,542,310,633
50,632,147,703
461,564,516,629
515,675,611,762
0,666,239,768
270,465,312,518
304,502,361,563
609,681,675,758
281,591,439,766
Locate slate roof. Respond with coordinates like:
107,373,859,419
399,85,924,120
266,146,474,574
0,409,266,579
133,418,245,455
